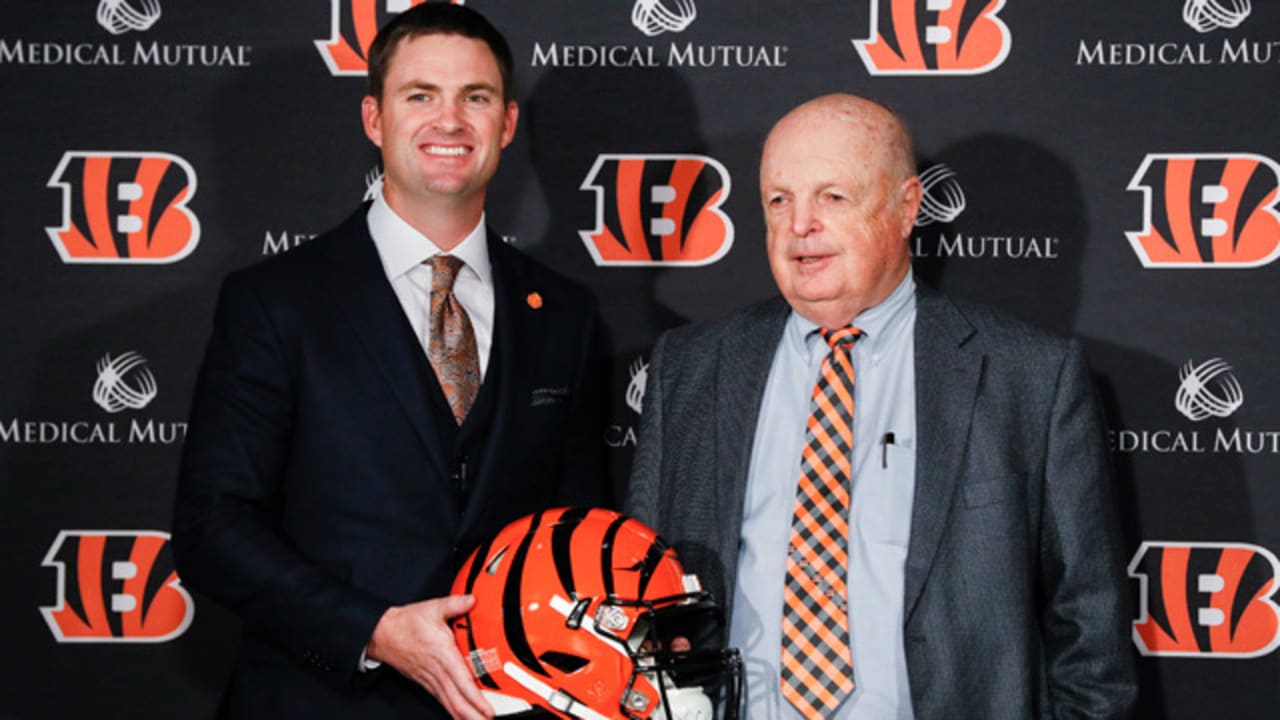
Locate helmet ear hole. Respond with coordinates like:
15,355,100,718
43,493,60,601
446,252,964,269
537,650,590,674
485,545,509,575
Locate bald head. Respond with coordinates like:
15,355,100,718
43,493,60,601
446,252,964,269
764,94,916,186
759,93,923,328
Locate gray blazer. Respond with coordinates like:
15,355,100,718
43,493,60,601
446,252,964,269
626,288,1137,719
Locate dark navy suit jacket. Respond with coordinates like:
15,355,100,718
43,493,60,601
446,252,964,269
173,207,606,718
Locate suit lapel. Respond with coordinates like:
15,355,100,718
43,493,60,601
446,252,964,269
322,209,451,481
714,297,790,603
903,289,981,623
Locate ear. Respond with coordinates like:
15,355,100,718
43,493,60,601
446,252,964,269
361,95,383,148
500,100,519,149
897,175,923,239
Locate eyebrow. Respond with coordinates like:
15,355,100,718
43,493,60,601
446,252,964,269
393,81,500,96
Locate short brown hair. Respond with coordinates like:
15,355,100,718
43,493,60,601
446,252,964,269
365,3,515,103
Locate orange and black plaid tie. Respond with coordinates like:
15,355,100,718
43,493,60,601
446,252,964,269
781,326,861,718
425,255,479,424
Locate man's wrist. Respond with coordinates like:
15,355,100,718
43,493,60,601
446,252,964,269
361,605,398,671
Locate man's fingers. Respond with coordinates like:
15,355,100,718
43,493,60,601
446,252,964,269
444,648,492,715
434,593,476,620
370,596,492,717
425,634,491,717
425,660,492,720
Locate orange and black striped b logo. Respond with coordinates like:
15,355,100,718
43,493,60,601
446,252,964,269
579,153,734,266
314,0,438,76
853,0,1011,75
46,151,200,264
1126,153,1280,268
781,326,861,717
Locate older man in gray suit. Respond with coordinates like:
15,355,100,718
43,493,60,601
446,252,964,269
626,94,1137,719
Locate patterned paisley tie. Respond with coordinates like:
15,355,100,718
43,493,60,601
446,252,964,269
425,255,479,424
780,326,861,718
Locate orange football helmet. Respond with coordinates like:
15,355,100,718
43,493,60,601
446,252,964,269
451,507,742,719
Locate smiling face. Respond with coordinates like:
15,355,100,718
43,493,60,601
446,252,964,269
361,32,518,231
760,96,922,328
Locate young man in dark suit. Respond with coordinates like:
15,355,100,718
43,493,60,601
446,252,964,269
173,6,605,719
627,94,1137,719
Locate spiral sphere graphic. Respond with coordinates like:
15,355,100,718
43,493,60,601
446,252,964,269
631,0,697,37
915,164,966,227
1175,358,1244,421
626,357,649,415
93,352,158,413
96,0,162,35
1182,0,1251,33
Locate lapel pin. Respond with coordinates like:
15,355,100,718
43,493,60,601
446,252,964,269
526,292,543,310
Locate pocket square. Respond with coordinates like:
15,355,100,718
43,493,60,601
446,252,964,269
530,386,570,407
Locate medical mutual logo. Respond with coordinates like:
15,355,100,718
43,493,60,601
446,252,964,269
0,1,251,67
625,357,649,415
96,0,161,35
265,167,384,255
915,164,966,227
606,355,649,448
1077,0,1277,66
1126,153,1280,268
93,352,158,414
0,353,185,446
1110,358,1280,455
532,3,787,68
1175,358,1243,421
909,162,1061,261
1183,0,1251,33
631,0,696,37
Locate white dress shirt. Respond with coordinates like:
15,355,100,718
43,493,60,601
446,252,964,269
365,190,495,378
729,272,918,719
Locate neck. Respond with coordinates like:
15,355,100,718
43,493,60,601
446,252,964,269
795,302,862,331
795,266,911,329
383,186,484,252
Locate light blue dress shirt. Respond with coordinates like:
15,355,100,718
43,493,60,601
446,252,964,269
729,272,917,720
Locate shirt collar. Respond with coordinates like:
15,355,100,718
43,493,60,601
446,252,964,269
366,189,493,286
785,270,917,358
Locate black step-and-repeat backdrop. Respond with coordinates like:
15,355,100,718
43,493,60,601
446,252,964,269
3,1,1278,718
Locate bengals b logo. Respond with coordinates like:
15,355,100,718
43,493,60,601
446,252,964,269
40,531,194,643
1127,153,1280,268
315,0,451,76
580,154,734,266
1129,541,1280,658
46,151,199,264
853,0,1011,75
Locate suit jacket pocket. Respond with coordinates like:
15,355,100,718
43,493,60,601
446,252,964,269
961,475,1023,509
530,385,570,407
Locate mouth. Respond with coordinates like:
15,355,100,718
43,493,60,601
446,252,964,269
794,252,832,265
421,144,470,157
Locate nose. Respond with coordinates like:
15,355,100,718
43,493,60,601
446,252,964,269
432,99,464,133
790,198,820,237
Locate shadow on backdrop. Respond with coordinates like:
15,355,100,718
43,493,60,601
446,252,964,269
915,134,1256,718
520,66,709,500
